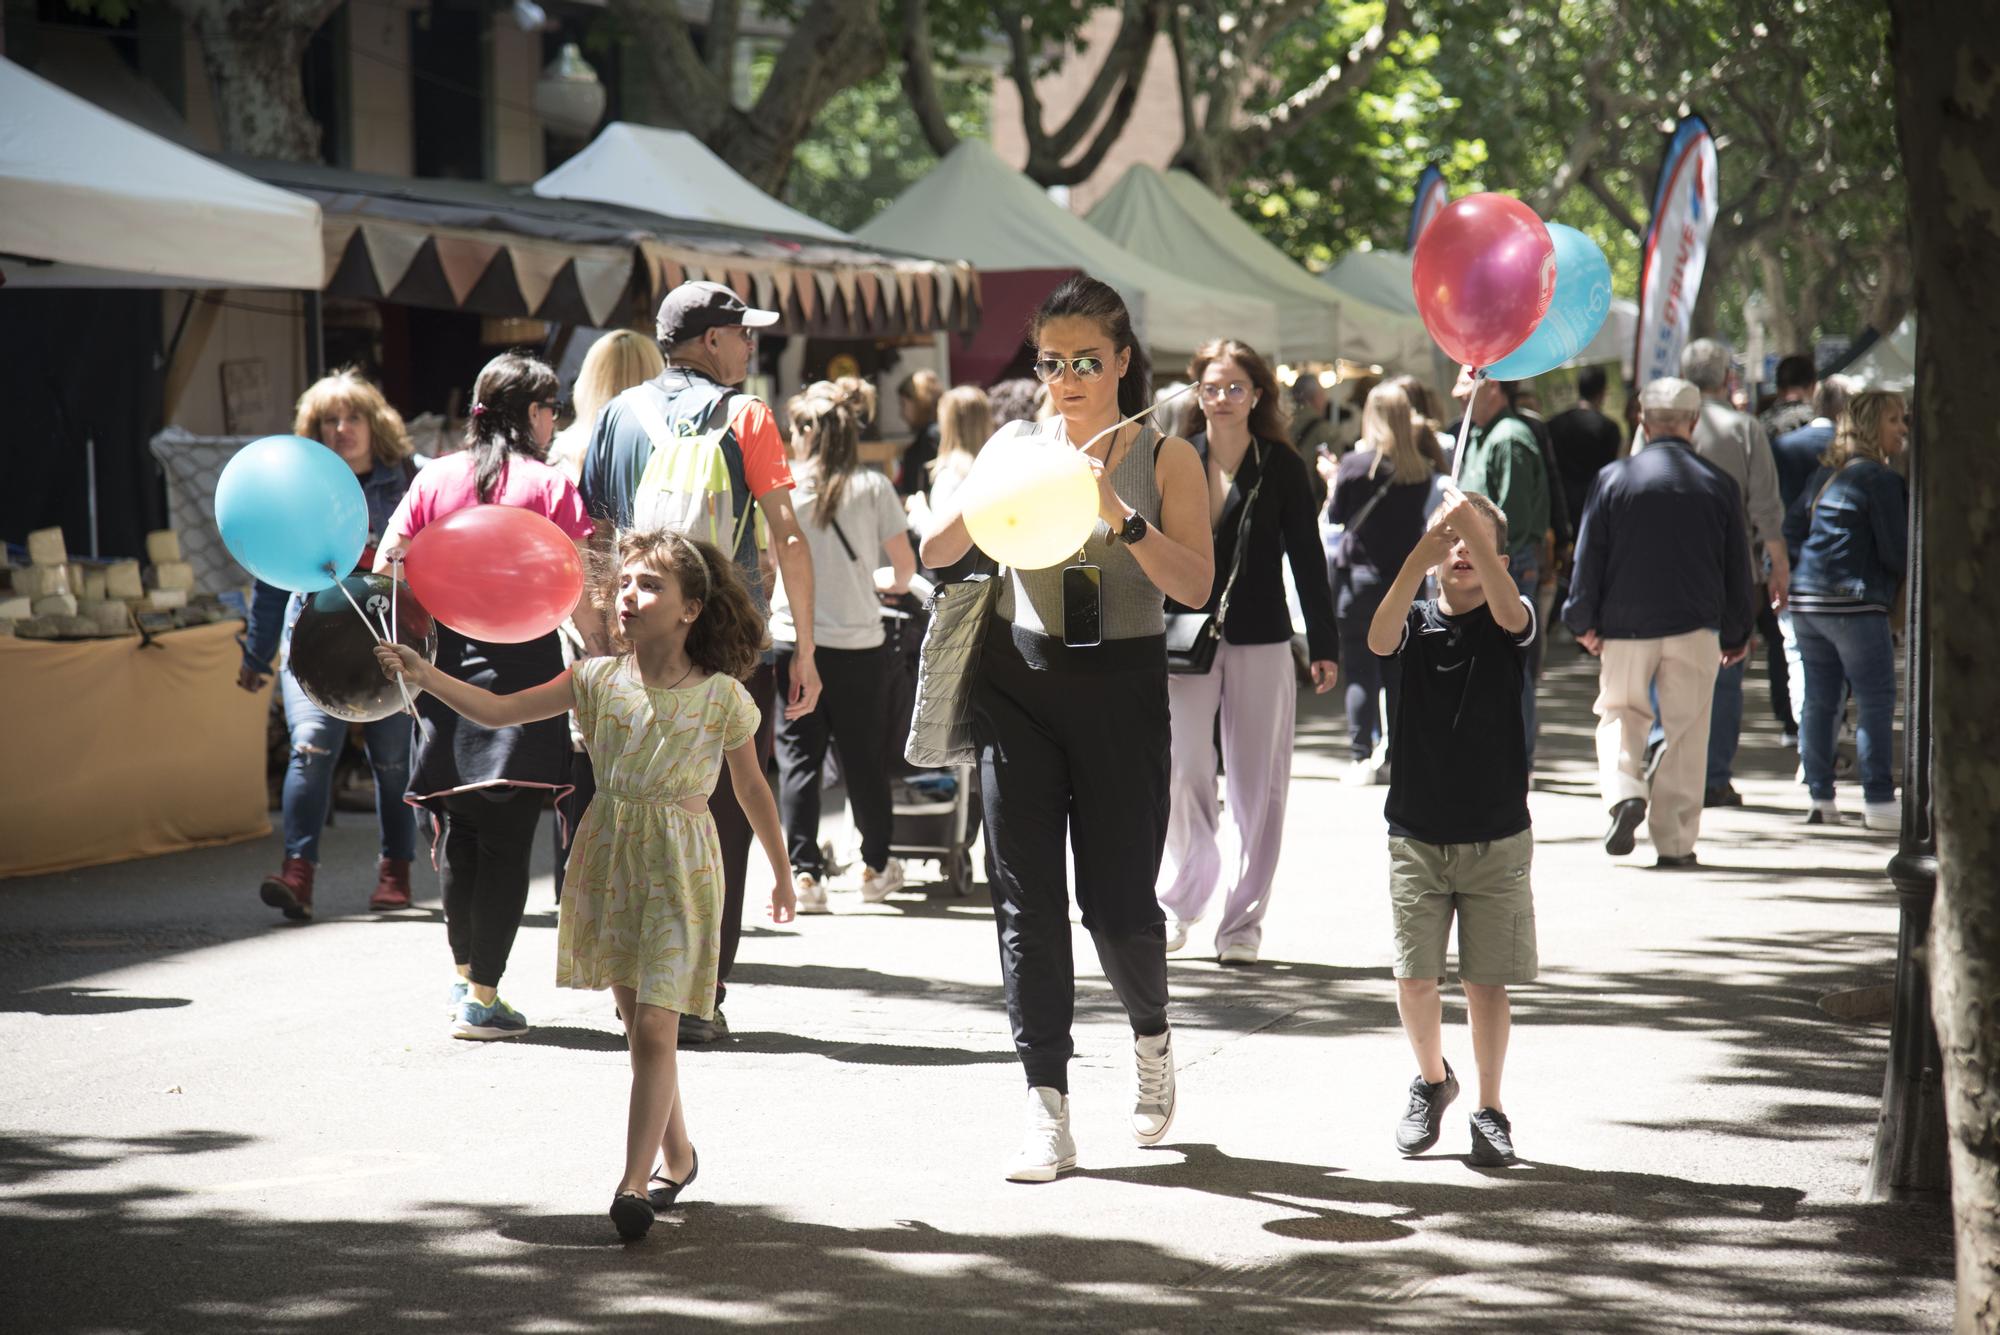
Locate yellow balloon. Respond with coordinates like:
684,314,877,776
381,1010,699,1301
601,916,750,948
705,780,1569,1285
960,431,1100,569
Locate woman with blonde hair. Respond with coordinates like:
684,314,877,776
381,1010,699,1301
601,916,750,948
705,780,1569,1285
1327,379,1444,783
549,330,665,483
927,384,991,508
238,369,424,922
771,391,917,911
1782,390,1909,830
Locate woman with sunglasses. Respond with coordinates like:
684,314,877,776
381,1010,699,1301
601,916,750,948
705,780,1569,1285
375,352,597,1040
921,276,1214,1184
1157,340,1339,967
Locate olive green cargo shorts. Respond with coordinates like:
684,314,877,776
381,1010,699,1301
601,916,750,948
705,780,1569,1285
1388,828,1539,985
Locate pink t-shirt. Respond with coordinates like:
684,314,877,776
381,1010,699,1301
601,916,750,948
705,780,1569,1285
385,450,596,544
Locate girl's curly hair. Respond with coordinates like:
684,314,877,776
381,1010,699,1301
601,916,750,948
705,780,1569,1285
596,528,768,680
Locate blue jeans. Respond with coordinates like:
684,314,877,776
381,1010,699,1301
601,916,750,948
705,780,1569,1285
1793,610,1897,804
1511,553,1542,771
279,668,417,864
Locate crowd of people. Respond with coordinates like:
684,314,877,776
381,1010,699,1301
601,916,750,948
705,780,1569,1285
234,271,1909,1238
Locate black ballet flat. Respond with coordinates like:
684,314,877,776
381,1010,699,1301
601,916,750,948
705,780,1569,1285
610,1190,655,1240
648,1147,700,1210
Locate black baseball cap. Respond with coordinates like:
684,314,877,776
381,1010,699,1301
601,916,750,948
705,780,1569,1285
655,279,780,345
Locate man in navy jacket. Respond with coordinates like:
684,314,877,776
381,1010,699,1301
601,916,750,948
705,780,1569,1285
1563,378,1755,869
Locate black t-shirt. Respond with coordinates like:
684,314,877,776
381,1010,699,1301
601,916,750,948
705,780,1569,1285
1384,596,1536,845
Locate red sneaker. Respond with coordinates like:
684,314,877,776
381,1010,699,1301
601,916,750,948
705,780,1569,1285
259,857,315,921
369,857,413,911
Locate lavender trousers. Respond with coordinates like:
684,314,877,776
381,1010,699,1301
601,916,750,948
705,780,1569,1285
1156,638,1298,954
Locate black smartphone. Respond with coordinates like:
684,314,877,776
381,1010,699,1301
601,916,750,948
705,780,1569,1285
1061,564,1103,648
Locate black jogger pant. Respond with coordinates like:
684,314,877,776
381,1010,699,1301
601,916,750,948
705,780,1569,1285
973,621,1172,1093
440,787,545,989
775,644,895,878
707,661,777,1007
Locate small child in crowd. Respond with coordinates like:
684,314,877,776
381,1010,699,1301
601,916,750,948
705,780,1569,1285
1365,484,1538,1166
377,529,796,1240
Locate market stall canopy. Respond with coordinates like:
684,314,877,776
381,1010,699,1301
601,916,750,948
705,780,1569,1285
1086,165,1338,364
1569,297,1639,376
856,139,1278,360
0,56,323,289
1831,315,1915,393
238,158,976,339
1316,248,1445,379
533,121,849,244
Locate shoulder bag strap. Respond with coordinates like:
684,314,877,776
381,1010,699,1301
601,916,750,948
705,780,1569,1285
1213,444,1267,630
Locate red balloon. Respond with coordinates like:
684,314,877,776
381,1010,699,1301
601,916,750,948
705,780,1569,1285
1411,193,1558,368
402,505,585,644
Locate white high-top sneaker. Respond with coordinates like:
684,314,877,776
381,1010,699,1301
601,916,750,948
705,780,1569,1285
1005,1086,1077,1183
1132,1029,1177,1145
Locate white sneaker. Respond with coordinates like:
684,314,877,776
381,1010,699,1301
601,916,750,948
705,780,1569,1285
1005,1086,1077,1183
1217,941,1258,965
858,860,904,903
1132,1029,1176,1146
1342,759,1380,787
795,872,828,914
1863,801,1899,832
1805,799,1841,826
1164,917,1191,953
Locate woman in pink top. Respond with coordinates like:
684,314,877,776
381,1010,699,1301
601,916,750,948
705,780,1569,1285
377,353,599,1040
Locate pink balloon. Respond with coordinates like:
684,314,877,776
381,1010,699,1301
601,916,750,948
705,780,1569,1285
1411,193,1557,368
403,506,584,644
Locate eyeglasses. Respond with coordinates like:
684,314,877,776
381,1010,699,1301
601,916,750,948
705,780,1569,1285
1032,355,1107,384
1199,382,1251,403
532,399,559,412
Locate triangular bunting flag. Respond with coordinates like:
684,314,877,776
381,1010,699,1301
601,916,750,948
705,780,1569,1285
360,223,427,295
572,253,635,327
511,242,570,315
434,235,504,306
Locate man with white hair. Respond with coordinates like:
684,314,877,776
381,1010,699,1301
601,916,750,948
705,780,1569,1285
1564,378,1755,868
1676,338,1787,808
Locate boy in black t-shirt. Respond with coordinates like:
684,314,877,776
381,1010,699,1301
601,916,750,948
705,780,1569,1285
1365,485,1538,1167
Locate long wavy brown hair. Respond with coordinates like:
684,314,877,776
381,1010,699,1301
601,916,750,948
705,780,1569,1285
1181,339,1293,448
596,528,768,680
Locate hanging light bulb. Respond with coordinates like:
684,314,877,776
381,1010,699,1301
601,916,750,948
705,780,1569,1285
535,43,605,141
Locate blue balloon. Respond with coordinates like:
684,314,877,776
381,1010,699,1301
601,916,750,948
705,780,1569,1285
214,435,369,592
1485,223,1613,380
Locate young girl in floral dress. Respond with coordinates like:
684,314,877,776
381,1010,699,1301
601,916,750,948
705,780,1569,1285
377,529,796,1240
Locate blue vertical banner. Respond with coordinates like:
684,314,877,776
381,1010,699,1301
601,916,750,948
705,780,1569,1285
1633,114,1719,387
1406,165,1449,253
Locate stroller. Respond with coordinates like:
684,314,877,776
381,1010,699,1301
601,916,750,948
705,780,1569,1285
880,574,983,896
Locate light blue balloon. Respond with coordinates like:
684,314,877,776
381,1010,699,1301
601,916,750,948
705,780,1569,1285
213,435,369,592
1485,223,1613,380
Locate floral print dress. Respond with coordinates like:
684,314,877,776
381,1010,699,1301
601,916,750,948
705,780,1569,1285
556,656,760,1016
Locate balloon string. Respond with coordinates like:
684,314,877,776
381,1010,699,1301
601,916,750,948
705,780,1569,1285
1079,380,1197,454
1449,369,1481,483
330,566,418,718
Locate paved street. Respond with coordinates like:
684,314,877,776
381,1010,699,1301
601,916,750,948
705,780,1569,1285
0,644,1954,1333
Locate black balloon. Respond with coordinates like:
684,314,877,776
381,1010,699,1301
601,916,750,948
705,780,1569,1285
288,575,437,723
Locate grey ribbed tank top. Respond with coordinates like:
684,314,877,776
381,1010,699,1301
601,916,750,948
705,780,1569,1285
997,422,1166,640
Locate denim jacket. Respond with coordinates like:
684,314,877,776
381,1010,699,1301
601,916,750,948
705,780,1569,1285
240,458,420,673
1782,458,1908,609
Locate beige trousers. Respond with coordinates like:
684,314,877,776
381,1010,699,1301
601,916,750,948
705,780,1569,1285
1595,631,1721,858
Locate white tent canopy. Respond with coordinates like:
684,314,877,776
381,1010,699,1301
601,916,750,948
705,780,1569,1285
1314,248,1447,384
534,121,849,243
856,140,1279,359
0,56,324,289
1085,165,1336,364
1568,298,1639,376
1839,315,1915,392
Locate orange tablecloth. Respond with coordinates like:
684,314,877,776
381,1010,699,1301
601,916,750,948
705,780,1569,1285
0,620,271,878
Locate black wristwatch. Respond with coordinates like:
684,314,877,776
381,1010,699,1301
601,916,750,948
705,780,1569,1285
1117,511,1149,545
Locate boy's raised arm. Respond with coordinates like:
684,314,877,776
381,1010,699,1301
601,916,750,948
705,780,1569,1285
1368,534,1443,657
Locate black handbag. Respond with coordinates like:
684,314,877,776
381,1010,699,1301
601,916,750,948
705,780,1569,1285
1165,448,1265,675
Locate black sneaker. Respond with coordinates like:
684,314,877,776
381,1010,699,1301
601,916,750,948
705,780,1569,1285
1604,798,1646,856
1703,784,1743,809
1468,1107,1516,1165
1642,736,1667,783
1655,853,1699,869
679,1007,729,1045
1394,1062,1459,1155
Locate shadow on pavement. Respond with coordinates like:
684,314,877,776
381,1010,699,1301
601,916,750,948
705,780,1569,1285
0,987,192,1015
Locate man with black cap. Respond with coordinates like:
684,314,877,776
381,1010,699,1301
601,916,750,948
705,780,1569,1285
580,279,822,1042
1563,377,1754,870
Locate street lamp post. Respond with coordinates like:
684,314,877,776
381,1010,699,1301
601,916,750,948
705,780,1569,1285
1865,417,1948,1201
